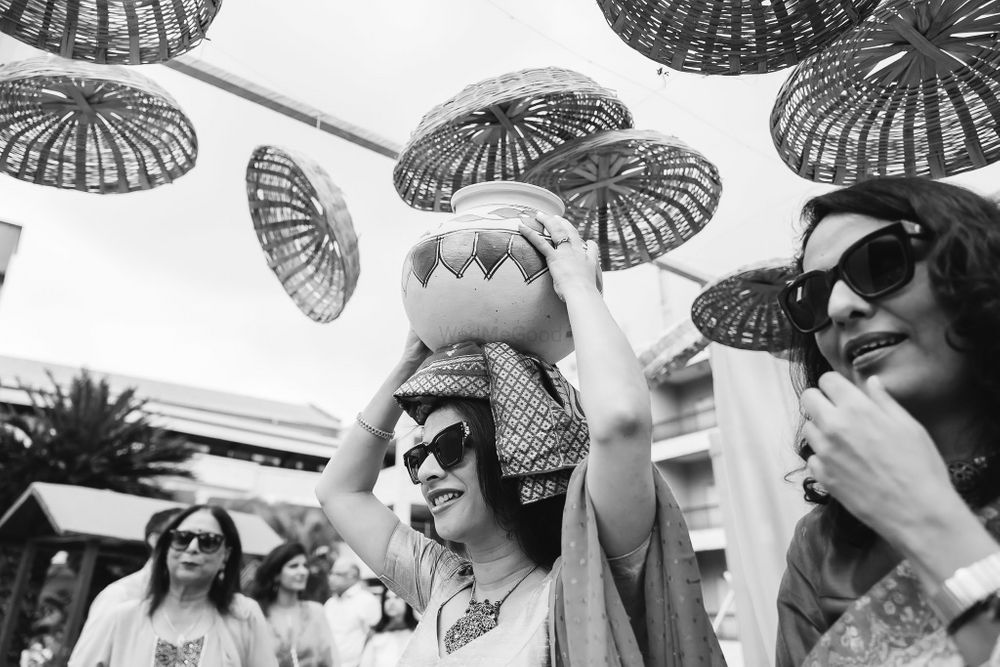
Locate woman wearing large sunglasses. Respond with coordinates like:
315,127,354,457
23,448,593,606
316,211,723,665
775,176,1000,666
70,504,278,666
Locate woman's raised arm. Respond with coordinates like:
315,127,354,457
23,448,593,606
520,213,655,557
315,332,430,574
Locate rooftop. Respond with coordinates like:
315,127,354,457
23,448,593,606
0,354,341,458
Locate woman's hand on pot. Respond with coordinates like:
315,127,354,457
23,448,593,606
518,212,601,302
398,328,431,372
801,372,961,545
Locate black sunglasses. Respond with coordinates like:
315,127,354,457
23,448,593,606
402,421,470,485
779,221,930,333
168,529,226,554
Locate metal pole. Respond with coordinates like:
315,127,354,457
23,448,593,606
162,56,401,159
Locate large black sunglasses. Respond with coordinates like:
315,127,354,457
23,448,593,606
168,529,226,554
779,221,930,334
402,421,469,485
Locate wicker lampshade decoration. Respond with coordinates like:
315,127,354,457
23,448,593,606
690,259,796,353
639,318,709,384
0,0,222,64
524,129,721,271
0,58,196,193
246,146,360,324
393,67,633,212
771,0,1000,184
595,0,878,75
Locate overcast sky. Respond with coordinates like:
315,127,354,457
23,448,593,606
0,0,997,418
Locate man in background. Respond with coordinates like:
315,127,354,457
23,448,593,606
86,506,182,620
323,555,380,667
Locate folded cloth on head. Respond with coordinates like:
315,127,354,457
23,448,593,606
393,340,589,504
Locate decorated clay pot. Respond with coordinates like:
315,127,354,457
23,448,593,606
401,182,579,363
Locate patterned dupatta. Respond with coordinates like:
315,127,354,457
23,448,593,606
549,460,727,667
804,498,1000,666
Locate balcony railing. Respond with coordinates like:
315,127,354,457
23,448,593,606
682,501,723,531
652,406,717,441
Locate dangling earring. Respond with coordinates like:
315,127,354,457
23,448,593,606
217,567,225,582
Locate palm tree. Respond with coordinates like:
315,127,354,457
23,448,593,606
0,369,195,511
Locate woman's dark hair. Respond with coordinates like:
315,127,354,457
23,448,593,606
372,588,418,633
443,398,565,568
788,176,1000,545
248,541,307,615
148,504,243,616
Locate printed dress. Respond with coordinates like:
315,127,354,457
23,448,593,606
67,594,277,667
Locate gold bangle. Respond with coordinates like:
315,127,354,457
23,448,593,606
356,413,394,441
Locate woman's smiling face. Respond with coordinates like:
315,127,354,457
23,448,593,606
278,554,309,593
804,212,973,413
413,405,497,545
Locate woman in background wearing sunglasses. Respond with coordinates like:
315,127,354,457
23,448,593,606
70,504,278,667
316,212,723,666
775,177,1000,666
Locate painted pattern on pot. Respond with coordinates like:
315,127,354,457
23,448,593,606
404,206,549,289
401,182,576,363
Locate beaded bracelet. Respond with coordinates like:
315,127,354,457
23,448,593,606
356,413,394,441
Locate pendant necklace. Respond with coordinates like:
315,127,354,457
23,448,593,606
162,605,205,646
443,565,538,654
272,601,303,667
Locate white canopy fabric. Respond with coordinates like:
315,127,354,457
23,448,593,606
709,344,809,666
0,482,283,556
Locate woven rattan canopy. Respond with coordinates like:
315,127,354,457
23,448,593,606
0,0,222,65
0,58,197,193
771,0,1000,184
247,146,360,324
595,0,878,75
690,259,796,353
393,67,633,212
524,129,721,271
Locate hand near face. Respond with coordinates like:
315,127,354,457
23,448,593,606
801,372,961,547
518,212,602,302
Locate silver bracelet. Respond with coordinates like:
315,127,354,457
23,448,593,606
356,413,394,441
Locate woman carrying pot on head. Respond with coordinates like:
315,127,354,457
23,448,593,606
775,176,1000,666
250,542,339,667
69,504,277,667
315,211,724,666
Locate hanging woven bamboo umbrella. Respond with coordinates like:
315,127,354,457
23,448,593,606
0,58,196,193
771,0,1000,184
524,129,722,271
0,0,222,65
690,259,796,353
393,67,633,212
247,146,360,324
595,0,878,75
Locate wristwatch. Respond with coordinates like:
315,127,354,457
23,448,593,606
929,552,1000,628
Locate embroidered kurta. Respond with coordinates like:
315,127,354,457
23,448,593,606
269,601,338,667
68,594,277,667
377,461,718,666
778,500,1000,666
